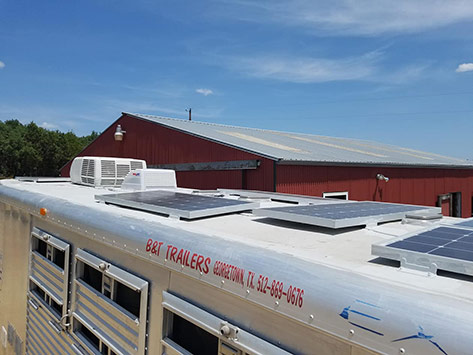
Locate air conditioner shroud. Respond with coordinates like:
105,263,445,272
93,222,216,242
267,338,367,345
70,157,147,187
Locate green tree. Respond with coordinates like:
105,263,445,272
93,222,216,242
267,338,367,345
0,120,99,178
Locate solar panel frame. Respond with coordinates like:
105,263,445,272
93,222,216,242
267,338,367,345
372,226,473,276
95,190,259,219
253,201,439,229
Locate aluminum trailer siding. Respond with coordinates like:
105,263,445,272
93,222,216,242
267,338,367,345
0,181,472,355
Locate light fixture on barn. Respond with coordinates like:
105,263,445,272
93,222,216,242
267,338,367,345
114,124,126,141
376,173,389,182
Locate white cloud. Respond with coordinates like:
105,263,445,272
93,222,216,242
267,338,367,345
196,88,214,96
224,51,382,83
456,63,473,72
222,0,473,36
40,122,59,130
0,61,5,69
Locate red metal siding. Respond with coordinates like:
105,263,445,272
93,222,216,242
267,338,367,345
276,165,473,217
61,114,274,191
61,113,473,218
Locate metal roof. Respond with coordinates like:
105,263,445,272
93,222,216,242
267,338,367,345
125,113,472,168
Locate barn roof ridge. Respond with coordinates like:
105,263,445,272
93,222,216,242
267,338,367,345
123,112,473,168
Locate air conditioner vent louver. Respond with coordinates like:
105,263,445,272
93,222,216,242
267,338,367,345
117,164,130,178
130,161,144,171
101,160,116,177
81,159,95,177
70,157,147,188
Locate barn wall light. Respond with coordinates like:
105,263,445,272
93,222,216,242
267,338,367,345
114,125,126,141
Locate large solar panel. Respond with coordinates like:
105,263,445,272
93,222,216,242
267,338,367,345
95,190,258,219
372,226,473,276
253,201,436,229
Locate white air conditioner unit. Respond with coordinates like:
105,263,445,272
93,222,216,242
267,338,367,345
121,169,177,191
70,157,147,187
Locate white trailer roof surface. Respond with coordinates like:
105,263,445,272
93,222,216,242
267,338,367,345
1,179,472,303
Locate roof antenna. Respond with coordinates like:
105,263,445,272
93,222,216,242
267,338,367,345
185,108,192,121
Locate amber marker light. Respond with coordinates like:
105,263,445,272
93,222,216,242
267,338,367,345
39,208,48,216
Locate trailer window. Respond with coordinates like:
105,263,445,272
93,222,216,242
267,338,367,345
115,281,140,317
76,321,117,355
81,262,102,292
30,281,45,300
166,311,218,355
53,248,65,269
35,238,48,258
30,281,62,318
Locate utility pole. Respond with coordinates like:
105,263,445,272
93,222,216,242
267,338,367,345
186,108,192,121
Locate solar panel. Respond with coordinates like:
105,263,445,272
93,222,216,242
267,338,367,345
95,190,258,219
372,226,473,276
253,201,435,229
217,189,350,205
15,177,71,183
453,218,473,229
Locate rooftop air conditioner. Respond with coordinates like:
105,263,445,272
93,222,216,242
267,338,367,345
70,157,147,187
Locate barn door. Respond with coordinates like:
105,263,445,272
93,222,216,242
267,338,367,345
438,192,462,217
438,194,452,216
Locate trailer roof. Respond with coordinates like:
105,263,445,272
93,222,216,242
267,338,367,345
125,112,472,168
2,178,472,303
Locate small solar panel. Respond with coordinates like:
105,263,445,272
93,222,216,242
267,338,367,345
253,201,435,229
95,190,258,219
372,226,473,276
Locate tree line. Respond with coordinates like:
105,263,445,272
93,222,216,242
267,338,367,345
0,120,99,178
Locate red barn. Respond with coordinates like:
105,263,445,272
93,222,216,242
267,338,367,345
61,112,473,217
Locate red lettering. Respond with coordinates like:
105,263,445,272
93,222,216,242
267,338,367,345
170,247,178,262
176,248,184,264
166,245,173,259
184,250,191,267
146,239,153,252
213,260,219,274
191,253,198,269
156,242,163,256
203,257,211,274
196,255,205,272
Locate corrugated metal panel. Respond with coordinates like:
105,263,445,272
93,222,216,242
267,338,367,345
124,113,472,167
26,296,79,355
276,165,473,217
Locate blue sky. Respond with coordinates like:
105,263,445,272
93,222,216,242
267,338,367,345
1,0,473,159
